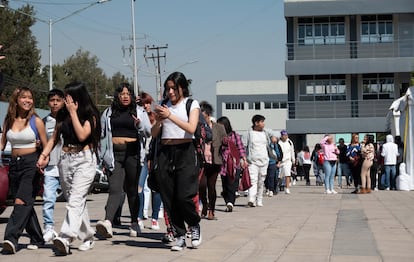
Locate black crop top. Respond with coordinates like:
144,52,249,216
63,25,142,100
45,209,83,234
61,119,92,147
110,109,138,138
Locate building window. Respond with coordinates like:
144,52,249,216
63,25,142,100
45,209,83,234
264,101,287,109
225,102,244,110
361,15,393,43
362,74,394,100
299,75,346,101
298,17,345,45
248,102,261,110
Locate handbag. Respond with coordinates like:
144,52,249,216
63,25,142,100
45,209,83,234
238,167,252,191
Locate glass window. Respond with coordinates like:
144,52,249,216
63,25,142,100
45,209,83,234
299,76,346,101
298,17,345,46
362,74,394,100
360,15,393,43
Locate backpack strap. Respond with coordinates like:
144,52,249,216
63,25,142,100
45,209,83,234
29,115,39,140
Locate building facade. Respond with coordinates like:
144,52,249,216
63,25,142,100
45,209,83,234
216,80,287,139
284,0,414,143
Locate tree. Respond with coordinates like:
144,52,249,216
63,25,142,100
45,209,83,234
0,3,48,104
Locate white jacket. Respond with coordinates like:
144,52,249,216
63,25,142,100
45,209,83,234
381,135,399,165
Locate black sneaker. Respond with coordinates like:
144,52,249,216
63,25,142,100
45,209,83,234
171,236,186,251
2,240,16,254
190,224,202,248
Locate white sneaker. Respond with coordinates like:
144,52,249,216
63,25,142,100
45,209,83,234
257,201,263,207
96,220,113,238
268,191,273,197
385,187,390,191
292,180,296,186
129,222,141,237
78,240,95,251
43,227,57,243
27,244,39,250
138,219,145,230
190,224,202,248
325,189,332,194
151,219,160,230
331,189,338,194
285,188,291,194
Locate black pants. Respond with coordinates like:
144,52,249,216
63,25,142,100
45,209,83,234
105,142,141,223
351,162,362,188
303,164,311,183
156,142,200,237
199,163,220,215
221,168,241,205
4,152,43,247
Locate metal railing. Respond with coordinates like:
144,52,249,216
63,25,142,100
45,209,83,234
287,39,414,60
287,100,392,119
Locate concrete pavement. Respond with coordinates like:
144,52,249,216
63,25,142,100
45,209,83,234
1,178,414,262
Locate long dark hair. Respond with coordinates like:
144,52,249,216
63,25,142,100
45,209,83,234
162,71,191,100
111,82,136,118
217,116,233,135
56,81,101,154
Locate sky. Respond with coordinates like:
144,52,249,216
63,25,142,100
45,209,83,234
8,0,286,110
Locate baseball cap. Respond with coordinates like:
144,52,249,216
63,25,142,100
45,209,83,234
280,130,288,136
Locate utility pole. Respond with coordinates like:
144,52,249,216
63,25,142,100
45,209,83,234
145,44,168,102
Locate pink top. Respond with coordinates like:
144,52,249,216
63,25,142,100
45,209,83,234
320,136,339,161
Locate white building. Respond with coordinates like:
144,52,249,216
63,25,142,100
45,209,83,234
216,80,287,138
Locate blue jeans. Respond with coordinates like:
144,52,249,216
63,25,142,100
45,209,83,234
384,165,396,189
337,163,351,187
138,161,162,220
323,160,337,191
42,167,60,227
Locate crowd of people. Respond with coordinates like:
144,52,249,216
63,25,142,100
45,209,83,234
0,70,405,256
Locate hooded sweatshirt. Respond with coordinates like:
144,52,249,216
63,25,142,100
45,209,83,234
381,134,400,165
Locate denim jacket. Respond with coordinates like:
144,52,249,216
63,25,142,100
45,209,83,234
99,105,151,171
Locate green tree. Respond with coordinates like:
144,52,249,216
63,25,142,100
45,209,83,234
0,3,48,105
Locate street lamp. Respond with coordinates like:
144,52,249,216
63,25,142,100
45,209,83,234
130,0,139,96
0,0,111,90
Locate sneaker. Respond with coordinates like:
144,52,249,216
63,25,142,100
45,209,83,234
27,244,39,250
285,188,291,194
385,187,390,191
256,201,263,207
247,201,256,207
225,202,233,212
129,222,141,237
78,240,95,251
171,236,186,251
138,219,145,230
268,191,273,197
162,227,175,243
151,219,160,230
190,224,202,248
2,240,16,254
292,180,296,186
96,220,113,238
331,190,338,194
43,227,58,243
235,191,240,198
265,189,270,196
325,189,332,194
53,237,70,256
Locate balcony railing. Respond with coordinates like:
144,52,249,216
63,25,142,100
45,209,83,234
287,39,414,60
287,100,392,119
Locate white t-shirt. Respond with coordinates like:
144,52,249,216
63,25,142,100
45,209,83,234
248,130,269,166
161,98,200,139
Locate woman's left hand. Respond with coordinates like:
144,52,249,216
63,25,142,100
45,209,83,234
65,95,78,114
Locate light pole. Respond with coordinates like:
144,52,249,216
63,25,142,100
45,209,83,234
0,0,111,90
130,0,139,96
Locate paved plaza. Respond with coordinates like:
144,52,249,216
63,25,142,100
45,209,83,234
1,178,414,262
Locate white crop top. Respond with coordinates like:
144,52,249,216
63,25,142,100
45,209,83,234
6,125,37,149
161,98,200,139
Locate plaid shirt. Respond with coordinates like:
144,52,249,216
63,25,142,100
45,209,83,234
220,131,246,176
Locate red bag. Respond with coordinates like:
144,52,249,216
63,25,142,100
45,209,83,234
238,167,252,191
0,165,10,214
317,151,324,166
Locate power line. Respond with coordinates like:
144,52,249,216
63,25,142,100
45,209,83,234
144,44,168,102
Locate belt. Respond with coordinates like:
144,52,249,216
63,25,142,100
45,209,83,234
62,144,88,153
161,139,193,145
